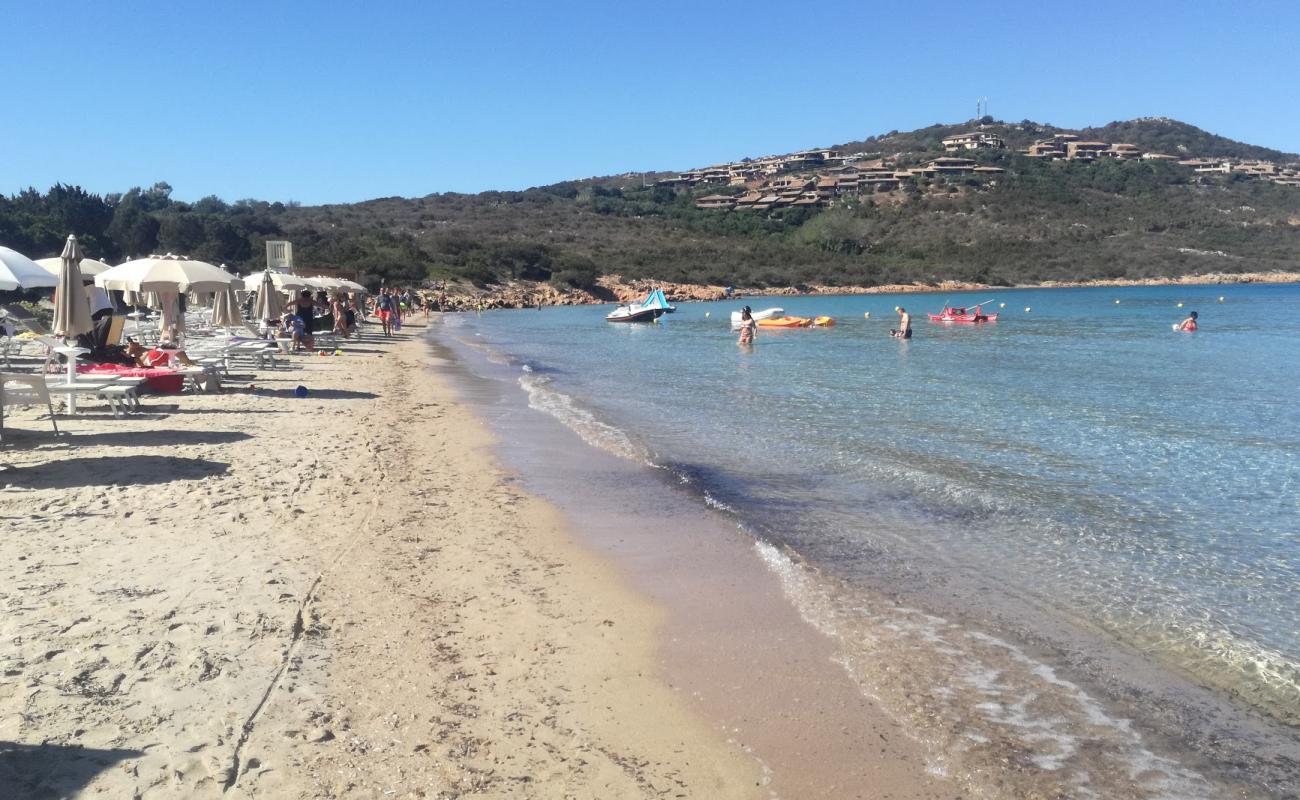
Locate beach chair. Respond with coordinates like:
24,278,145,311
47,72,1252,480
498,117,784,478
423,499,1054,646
0,304,51,336
95,378,146,417
42,376,113,414
1,372,61,441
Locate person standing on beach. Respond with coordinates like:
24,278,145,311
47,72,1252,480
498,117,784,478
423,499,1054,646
376,289,395,337
294,290,316,349
891,306,912,339
738,306,757,346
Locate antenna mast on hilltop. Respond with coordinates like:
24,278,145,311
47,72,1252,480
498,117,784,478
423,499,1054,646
975,97,989,120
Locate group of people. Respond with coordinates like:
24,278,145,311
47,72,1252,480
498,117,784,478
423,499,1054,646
263,289,365,351
739,304,1197,345
736,305,913,346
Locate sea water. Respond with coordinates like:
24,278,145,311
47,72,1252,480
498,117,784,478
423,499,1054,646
431,284,1300,797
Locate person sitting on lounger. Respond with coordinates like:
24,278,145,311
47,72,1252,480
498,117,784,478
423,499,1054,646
123,340,197,368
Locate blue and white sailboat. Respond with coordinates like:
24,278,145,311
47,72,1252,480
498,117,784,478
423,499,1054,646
606,288,675,323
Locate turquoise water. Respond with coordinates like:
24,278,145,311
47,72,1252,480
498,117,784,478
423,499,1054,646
434,283,1300,795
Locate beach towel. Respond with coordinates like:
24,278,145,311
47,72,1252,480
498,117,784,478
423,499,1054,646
79,363,185,393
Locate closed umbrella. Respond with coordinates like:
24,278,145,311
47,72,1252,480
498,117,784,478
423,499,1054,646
53,235,93,339
210,286,242,327
252,271,283,322
0,245,59,291
157,291,181,344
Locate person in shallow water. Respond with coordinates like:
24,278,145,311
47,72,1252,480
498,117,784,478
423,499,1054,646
1176,310,1198,331
891,306,912,339
738,306,756,345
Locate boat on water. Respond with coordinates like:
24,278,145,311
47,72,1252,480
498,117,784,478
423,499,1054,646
758,316,812,328
730,307,784,328
607,289,675,323
927,303,998,323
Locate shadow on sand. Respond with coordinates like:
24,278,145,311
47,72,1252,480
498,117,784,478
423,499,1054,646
0,740,143,798
1,455,229,489
253,388,378,400
66,430,253,448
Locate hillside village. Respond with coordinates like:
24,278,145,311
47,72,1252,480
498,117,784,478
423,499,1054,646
678,128,1300,213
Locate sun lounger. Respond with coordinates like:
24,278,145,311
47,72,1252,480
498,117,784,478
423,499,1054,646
42,379,113,414
95,380,146,417
1,372,61,440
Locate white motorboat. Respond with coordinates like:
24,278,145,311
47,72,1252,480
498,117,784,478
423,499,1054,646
607,289,675,323
730,307,783,328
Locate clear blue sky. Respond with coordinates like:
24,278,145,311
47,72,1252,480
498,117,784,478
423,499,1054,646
2,0,1296,205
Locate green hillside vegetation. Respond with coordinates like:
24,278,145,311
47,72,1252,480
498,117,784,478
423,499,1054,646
2,118,1297,293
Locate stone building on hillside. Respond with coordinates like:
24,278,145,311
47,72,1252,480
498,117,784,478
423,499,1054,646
1066,141,1110,160
942,132,1005,151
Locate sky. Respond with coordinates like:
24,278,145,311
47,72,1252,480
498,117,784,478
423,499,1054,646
2,0,1297,205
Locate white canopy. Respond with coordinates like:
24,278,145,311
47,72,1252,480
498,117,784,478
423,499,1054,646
241,270,310,292
36,256,112,279
335,278,368,293
0,245,59,291
309,275,367,293
96,254,239,294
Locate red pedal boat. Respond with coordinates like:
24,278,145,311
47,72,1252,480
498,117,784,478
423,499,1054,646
927,303,997,323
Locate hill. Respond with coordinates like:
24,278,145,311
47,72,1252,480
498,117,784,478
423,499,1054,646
2,118,1297,295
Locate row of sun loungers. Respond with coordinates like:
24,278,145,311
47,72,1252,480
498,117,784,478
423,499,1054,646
2,310,370,442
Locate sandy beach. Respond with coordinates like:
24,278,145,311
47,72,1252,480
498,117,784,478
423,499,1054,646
1,321,953,798
0,322,765,798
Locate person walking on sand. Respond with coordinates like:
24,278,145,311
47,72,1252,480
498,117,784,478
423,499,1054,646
1175,310,1198,332
376,288,395,337
738,306,757,346
891,306,912,339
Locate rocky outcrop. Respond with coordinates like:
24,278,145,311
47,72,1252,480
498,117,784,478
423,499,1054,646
426,271,1299,311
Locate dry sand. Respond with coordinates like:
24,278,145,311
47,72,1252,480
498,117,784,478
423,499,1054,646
1,321,948,799
0,323,764,798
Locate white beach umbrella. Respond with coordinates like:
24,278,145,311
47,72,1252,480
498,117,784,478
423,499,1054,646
252,271,283,322
36,256,112,280
210,286,242,327
334,278,368,293
309,275,347,291
0,245,59,291
242,270,309,292
95,253,239,294
52,235,94,339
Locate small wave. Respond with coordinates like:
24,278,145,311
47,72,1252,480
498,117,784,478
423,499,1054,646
703,492,736,514
753,541,1219,799
518,374,650,464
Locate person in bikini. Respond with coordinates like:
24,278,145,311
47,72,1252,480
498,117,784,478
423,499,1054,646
738,306,757,346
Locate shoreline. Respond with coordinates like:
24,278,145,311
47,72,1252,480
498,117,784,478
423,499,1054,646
0,323,774,797
437,270,1300,310
426,326,956,798
425,302,1300,798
